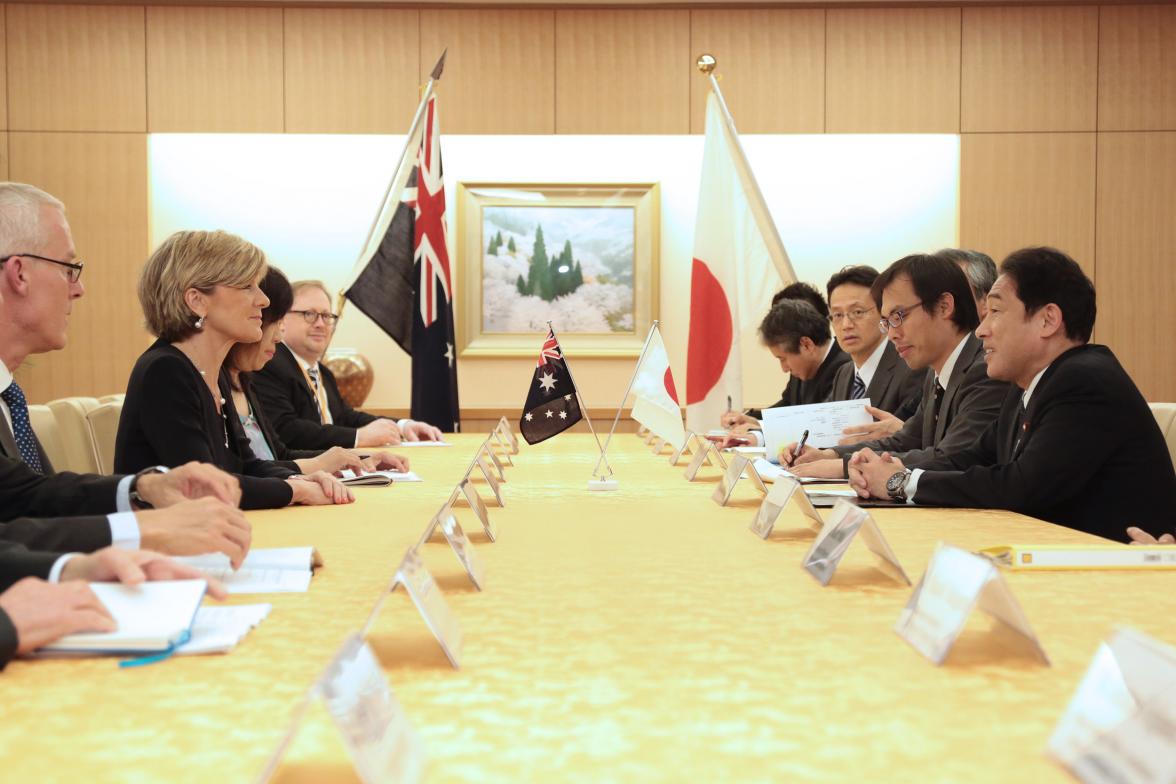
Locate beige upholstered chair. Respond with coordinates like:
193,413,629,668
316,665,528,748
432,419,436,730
45,397,102,473
86,401,124,475
97,394,125,404
26,404,69,472
1149,402,1176,471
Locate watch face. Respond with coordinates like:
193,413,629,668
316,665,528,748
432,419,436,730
887,471,907,493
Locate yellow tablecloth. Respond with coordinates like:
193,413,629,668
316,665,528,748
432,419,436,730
0,434,1170,783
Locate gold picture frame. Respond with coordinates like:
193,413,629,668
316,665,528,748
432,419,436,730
455,182,660,358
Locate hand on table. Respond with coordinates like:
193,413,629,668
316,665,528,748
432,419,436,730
847,449,906,499
135,461,241,508
137,498,251,569
1126,527,1176,545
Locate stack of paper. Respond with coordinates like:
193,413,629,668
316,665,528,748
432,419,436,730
178,604,272,655
752,458,846,485
40,579,207,654
175,547,322,594
339,469,423,486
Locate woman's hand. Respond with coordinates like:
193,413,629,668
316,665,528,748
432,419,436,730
286,472,354,505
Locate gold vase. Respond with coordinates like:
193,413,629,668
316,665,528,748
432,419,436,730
324,349,374,409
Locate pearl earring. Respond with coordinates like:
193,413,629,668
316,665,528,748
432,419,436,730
194,315,205,330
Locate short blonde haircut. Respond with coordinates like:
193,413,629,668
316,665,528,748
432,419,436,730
139,230,268,342
290,279,332,304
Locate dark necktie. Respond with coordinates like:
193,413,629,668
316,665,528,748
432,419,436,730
306,365,325,424
1011,401,1028,457
849,372,866,400
932,382,946,425
2,382,44,473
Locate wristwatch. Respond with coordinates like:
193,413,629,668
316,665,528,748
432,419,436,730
129,465,169,509
886,469,912,502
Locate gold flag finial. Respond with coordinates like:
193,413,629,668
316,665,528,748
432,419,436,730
696,54,717,75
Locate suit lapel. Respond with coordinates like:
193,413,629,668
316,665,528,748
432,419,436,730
279,343,320,411
935,334,980,442
866,343,899,405
0,415,18,461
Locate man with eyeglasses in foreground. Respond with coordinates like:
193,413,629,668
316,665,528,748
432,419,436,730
784,254,1008,479
253,280,442,450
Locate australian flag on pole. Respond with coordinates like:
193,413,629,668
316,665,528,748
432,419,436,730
519,328,583,445
344,95,460,432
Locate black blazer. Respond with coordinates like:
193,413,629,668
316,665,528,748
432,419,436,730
114,340,295,510
747,341,852,419
833,332,1010,468
0,540,65,668
252,343,379,451
914,344,1176,542
0,453,121,522
828,341,926,416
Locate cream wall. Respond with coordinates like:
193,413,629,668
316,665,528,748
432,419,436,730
8,3,1176,411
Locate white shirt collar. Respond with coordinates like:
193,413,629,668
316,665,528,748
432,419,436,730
1022,365,1049,408
0,361,13,396
935,334,971,392
855,338,889,389
286,342,321,373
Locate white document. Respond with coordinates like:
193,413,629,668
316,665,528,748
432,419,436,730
178,603,272,655
761,398,873,458
394,441,451,448
40,580,207,653
175,547,319,594
339,469,423,486
733,446,767,456
752,457,843,485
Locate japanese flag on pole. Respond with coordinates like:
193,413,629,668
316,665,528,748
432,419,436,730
630,325,686,450
685,89,795,434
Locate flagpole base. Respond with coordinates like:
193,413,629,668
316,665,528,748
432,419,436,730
588,479,619,492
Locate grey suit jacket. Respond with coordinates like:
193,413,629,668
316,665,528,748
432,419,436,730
828,341,926,416
832,332,1010,468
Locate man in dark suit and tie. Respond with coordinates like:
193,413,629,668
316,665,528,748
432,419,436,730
849,247,1176,543
784,254,1009,477
252,280,443,451
0,181,250,561
824,265,924,441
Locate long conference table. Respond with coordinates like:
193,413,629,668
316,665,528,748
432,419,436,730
0,433,1170,782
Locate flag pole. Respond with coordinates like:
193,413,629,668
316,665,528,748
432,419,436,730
339,49,448,302
546,321,614,485
590,320,659,481
697,54,797,285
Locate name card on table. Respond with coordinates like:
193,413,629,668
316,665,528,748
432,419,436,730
257,633,424,784
684,438,728,481
894,542,1049,667
436,512,486,590
636,425,650,438
495,417,520,455
712,453,768,506
668,432,695,466
643,430,657,446
749,476,824,539
479,442,507,481
1048,628,1176,783
802,499,910,586
488,429,514,466
382,548,463,668
650,437,666,454
460,478,496,542
472,454,505,507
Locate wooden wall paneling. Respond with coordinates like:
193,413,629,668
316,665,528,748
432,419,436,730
146,6,284,132
1098,5,1176,132
689,9,824,134
960,132,1096,273
0,133,7,180
420,10,555,134
1095,132,1176,402
0,6,7,131
961,6,1097,133
555,10,690,134
9,133,150,402
825,8,961,134
7,4,145,132
284,8,419,134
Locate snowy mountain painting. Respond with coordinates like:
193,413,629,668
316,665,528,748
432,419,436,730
481,206,636,334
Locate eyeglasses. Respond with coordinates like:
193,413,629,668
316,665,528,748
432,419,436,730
0,253,85,284
878,301,924,333
290,309,340,326
830,308,875,325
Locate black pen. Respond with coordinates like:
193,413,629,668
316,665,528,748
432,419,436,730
793,429,810,460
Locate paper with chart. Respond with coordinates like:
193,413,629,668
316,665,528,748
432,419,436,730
178,603,273,655
761,398,873,457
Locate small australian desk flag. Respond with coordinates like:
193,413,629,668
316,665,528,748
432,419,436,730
519,328,583,445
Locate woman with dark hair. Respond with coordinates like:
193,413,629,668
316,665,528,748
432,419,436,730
224,266,408,475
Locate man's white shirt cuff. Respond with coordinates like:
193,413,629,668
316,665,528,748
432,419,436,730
114,474,134,513
107,512,142,549
905,469,924,505
48,554,80,583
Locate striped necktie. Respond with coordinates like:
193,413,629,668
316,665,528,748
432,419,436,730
306,365,327,424
849,372,866,400
2,382,44,473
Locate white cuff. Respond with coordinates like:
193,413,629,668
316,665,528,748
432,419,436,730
114,474,134,513
107,512,142,549
905,468,924,505
750,429,765,448
48,554,80,583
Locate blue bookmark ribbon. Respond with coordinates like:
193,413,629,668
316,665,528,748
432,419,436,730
118,630,191,668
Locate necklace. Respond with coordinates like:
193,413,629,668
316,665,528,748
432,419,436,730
175,346,229,448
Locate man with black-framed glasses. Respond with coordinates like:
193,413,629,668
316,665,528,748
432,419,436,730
254,279,443,450
783,254,1008,477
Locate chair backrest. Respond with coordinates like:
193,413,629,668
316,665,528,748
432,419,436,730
45,397,102,473
1148,402,1176,472
97,394,125,404
86,401,124,475
26,404,69,472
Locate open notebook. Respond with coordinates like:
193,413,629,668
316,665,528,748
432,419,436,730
339,469,423,486
174,547,323,594
40,579,207,654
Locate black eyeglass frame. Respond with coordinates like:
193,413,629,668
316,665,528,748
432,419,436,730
289,309,341,326
0,253,85,283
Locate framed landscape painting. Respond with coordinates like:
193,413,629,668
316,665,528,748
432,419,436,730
455,183,659,357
